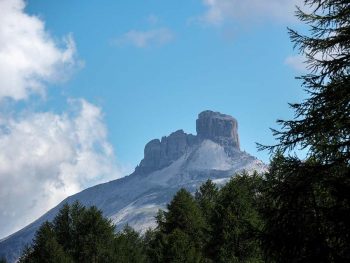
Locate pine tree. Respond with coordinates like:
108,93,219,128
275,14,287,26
210,173,264,263
143,224,167,263
259,0,350,261
18,202,117,263
261,154,338,262
163,229,202,263
152,189,206,262
18,222,72,263
112,225,148,263
260,0,350,165
52,204,72,254
68,204,115,262
195,179,218,222
195,180,219,260
164,189,206,246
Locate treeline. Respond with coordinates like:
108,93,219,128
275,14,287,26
13,160,350,262
15,172,264,263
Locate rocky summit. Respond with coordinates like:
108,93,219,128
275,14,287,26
136,111,240,174
197,110,240,151
0,110,267,262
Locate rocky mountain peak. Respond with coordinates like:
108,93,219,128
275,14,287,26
135,111,240,175
135,130,197,174
196,110,240,150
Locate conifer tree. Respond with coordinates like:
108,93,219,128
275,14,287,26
18,202,116,263
195,179,219,260
260,0,350,261
261,0,350,165
153,189,206,262
163,189,205,243
210,173,264,263
52,204,72,254
163,229,202,263
195,179,218,222
72,205,115,262
18,222,72,263
112,225,148,263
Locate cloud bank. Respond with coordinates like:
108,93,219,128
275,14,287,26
0,99,121,238
0,0,123,238
0,0,77,101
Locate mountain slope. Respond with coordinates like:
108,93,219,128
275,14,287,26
0,110,267,262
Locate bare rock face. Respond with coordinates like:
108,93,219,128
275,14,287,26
135,130,196,174
135,110,240,175
196,110,240,150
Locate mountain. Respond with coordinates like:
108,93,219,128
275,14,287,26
0,110,267,262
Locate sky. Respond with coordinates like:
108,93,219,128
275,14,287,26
0,0,308,239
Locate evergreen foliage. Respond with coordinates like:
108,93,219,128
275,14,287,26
210,172,264,263
19,202,117,263
111,226,147,263
260,0,350,165
18,221,72,263
258,0,350,262
195,180,219,259
195,180,219,226
144,176,264,263
147,188,206,262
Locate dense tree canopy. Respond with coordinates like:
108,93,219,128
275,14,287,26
18,202,146,263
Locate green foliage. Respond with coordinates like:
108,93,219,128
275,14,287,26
261,154,350,262
259,0,350,262
19,202,115,263
262,155,328,262
17,176,268,263
18,222,72,263
195,179,219,224
78,205,114,261
210,173,264,263
164,189,206,240
152,188,207,262
143,227,165,263
144,177,265,263
195,180,219,259
111,225,148,263
163,229,202,263
260,0,350,165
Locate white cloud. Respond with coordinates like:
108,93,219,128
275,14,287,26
200,0,303,25
0,0,78,101
115,28,174,48
0,0,124,239
0,99,123,238
285,55,307,72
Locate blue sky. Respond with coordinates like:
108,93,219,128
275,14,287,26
26,0,305,166
0,0,307,238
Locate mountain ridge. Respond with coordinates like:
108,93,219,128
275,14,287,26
0,110,267,262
